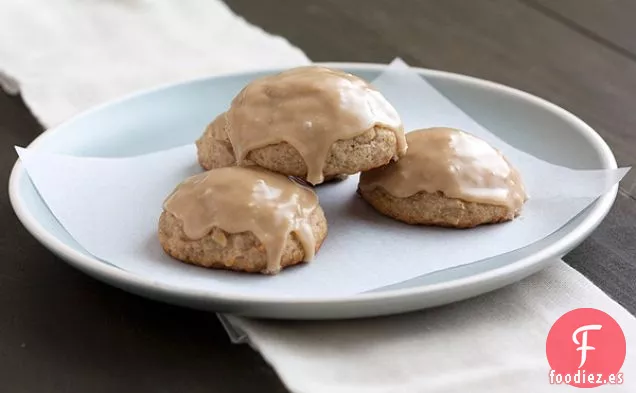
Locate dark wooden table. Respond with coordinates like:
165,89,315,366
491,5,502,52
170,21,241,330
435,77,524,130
2,1,635,391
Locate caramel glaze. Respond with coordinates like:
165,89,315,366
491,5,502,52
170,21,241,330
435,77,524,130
163,167,319,274
225,66,406,185
359,128,527,212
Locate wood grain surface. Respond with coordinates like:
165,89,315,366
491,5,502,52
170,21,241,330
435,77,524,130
1,1,634,392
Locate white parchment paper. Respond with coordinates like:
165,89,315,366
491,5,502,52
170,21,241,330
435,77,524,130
16,60,629,297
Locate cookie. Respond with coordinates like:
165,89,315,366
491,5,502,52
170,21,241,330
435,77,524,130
159,166,328,274
196,113,235,170
358,128,527,228
196,66,407,184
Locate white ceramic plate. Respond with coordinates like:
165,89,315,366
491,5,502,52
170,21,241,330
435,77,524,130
9,63,618,320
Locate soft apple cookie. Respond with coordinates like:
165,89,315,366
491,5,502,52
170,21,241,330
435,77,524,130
358,128,527,228
196,66,406,185
159,166,327,274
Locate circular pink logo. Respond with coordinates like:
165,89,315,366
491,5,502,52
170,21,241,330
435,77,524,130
546,308,626,388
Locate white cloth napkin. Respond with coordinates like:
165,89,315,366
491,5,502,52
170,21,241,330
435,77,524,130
226,261,635,392
2,2,634,392
0,0,309,127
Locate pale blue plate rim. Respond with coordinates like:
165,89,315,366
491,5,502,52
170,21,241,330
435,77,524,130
8,62,618,318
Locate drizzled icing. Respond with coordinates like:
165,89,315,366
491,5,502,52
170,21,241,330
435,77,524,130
225,66,405,184
359,128,527,211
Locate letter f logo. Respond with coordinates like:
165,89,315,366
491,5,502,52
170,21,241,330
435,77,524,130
572,324,602,368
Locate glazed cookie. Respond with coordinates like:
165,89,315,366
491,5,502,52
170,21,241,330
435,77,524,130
196,113,349,183
159,166,327,274
196,66,407,185
358,128,527,228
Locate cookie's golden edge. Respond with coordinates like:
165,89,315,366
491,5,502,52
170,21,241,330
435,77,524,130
357,186,521,228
